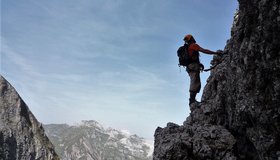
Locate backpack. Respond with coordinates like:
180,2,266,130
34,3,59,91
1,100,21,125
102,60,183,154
177,44,191,67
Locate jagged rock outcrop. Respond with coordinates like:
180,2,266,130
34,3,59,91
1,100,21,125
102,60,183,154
154,0,280,159
0,76,59,160
44,120,153,160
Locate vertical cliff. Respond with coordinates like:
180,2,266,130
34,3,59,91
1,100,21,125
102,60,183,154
154,0,280,159
0,76,59,160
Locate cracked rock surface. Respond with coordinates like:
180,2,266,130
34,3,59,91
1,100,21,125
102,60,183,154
153,0,280,159
0,76,59,160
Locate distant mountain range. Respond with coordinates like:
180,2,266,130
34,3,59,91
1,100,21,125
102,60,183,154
44,120,153,160
0,75,153,160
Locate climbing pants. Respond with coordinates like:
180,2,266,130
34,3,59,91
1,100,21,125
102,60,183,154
187,63,201,93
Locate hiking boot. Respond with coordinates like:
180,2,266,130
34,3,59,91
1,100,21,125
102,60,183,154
189,98,199,105
189,92,199,105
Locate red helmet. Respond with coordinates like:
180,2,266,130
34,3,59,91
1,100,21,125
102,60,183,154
183,34,193,42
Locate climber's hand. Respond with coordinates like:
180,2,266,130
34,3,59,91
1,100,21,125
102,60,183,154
215,50,223,55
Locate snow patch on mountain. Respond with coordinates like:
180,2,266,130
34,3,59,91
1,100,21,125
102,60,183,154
44,120,153,160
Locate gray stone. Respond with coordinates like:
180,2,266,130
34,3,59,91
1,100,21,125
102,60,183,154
0,76,59,160
153,0,280,159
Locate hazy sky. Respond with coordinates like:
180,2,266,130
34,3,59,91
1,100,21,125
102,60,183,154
1,0,238,141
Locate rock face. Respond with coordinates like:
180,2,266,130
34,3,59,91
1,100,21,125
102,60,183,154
44,120,153,160
154,0,280,159
0,76,59,160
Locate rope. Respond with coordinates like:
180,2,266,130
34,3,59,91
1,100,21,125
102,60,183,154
203,53,227,72
203,63,219,72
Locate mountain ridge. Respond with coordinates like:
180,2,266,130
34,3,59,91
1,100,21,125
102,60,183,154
44,120,153,160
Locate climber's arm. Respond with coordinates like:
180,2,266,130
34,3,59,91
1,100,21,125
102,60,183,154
199,47,220,55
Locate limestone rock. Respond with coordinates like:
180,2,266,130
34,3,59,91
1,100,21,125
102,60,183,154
154,123,236,160
153,0,280,159
0,76,59,160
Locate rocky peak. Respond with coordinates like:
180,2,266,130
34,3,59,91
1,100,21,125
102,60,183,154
153,0,280,159
0,76,59,160
80,120,102,127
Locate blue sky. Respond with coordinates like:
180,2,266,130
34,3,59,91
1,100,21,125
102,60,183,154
1,0,238,141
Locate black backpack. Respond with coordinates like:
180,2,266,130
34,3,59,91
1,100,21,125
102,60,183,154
177,44,191,67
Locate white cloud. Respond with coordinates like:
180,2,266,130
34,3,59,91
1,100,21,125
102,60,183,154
2,41,38,76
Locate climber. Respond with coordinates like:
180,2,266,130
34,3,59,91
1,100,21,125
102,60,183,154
183,34,221,105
